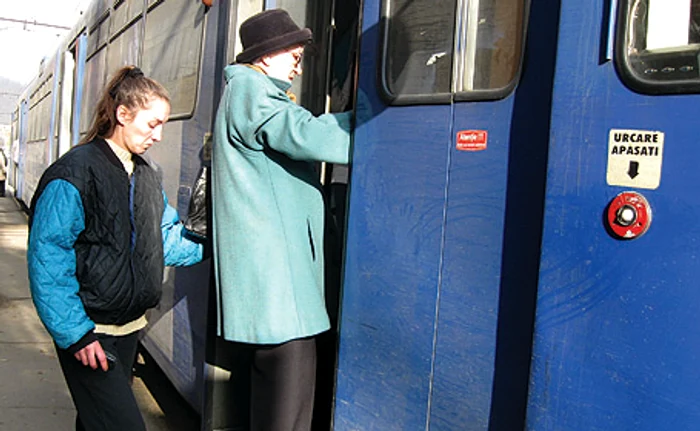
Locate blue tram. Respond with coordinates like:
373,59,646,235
10,0,700,429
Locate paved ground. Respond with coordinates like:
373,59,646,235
0,195,200,431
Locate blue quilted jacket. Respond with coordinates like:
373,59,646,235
27,142,203,350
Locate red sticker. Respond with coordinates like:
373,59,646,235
456,130,488,151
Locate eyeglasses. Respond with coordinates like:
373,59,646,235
290,49,304,66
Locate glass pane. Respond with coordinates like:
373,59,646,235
384,0,457,96
457,0,525,92
41,97,49,140
142,0,205,118
80,49,107,135
267,0,332,114
106,22,141,75
88,16,110,57
111,0,143,37
623,0,700,85
85,0,111,29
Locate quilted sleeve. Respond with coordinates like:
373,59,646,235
27,179,95,349
161,191,204,267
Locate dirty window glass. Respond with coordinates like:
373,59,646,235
79,48,107,135
384,0,456,97
455,0,525,93
106,21,141,78
142,0,204,118
382,0,526,101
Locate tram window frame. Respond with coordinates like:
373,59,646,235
11,108,18,142
87,13,111,58
79,47,108,135
85,0,111,31
380,0,529,105
380,0,457,104
106,19,141,76
141,0,205,120
265,1,333,115
110,0,143,40
616,0,700,94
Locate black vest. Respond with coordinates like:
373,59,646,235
30,138,165,324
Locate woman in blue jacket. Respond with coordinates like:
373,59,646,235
27,66,203,431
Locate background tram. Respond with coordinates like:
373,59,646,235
10,0,700,430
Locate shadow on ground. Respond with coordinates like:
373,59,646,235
134,346,201,431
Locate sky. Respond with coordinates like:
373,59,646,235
0,0,89,85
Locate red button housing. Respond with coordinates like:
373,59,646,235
606,192,652,239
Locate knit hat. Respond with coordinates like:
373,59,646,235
236,9,312,64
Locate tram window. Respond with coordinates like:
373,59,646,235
11,109,18,141
142,0,204,119
79,49,108,134
83,20,111,137
617,0,700,93
106,21,141,75
454,0,525,94
87,15,110,57
43,98,51,140
110,0,143,38
382,0,527,103
86,0,110,24
266,1,334,114
383,0,456,98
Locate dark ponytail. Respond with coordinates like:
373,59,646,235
81,66,170,144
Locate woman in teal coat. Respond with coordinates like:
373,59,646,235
211,9,353,431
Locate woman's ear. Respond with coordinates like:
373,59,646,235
115,105,132,125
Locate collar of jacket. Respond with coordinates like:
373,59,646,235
243,63,298,103
93,138,149,171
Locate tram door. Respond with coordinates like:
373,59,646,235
335,0,545,429
528,1,700,430
204,1,357,429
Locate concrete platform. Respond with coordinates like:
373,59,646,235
0,196,199,430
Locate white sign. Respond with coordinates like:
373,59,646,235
606,129,664,190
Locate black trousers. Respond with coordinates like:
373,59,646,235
230,337,317,431
55,332,146,431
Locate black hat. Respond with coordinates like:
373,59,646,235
236,9,312,64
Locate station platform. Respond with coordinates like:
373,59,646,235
0,195,199,430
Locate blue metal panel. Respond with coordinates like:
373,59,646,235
336,0,557,429
334,1,451,428
430,101,513,430
528,1,700,429
335,99,451,430
429,0,561,423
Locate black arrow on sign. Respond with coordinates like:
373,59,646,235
628,161,640,179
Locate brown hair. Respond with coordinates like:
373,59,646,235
81,66,170,144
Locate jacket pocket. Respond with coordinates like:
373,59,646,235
307,219,316,261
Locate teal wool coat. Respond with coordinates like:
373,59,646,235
212,65,352,344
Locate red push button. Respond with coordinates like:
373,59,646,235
606,192,652,239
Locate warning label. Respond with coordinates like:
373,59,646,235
457,130,488,152
606,129,664,189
